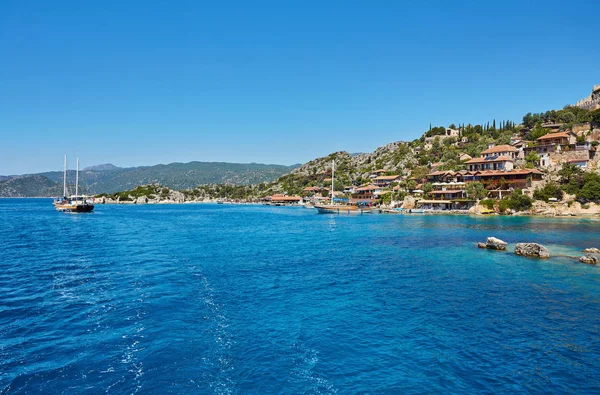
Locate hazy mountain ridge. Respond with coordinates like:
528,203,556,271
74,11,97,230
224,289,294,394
0,161,297,197
0,175,63,197
83,163,121,171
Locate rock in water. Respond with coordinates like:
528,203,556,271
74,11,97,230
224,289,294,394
579,255,599,264
583,247,600,253
514,243,550,259
486,237,508,250
477,242,487,249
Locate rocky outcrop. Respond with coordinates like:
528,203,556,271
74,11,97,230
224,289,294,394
135,196,148,204
515,243,550,258
485,237,508,250
477,242,487,249
531,200,600,216
579,255,598,264
583,247,600,253
402,195,416,210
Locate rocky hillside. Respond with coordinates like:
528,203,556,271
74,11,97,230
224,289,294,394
291,141,416,180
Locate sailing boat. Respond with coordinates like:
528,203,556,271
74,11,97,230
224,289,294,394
53,155,95,213
314,160,372,214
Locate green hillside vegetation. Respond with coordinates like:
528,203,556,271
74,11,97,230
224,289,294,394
0,175,63,197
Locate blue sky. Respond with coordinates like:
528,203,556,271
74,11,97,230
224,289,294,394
1,0,598,174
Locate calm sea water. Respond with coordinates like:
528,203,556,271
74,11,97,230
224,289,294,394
1,199,600,394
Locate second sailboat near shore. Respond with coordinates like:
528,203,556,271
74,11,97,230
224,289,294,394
314,160,372,214
53,155,95,213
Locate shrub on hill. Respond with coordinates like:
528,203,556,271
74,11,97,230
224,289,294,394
466,182,487,200
576,172,600,203
480,199,496,210
533,183,564,202
502,190,533,212
556,163,600,202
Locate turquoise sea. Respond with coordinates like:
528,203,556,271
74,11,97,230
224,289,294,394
1,199,600,394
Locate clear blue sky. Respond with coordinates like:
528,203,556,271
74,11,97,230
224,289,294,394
1,0,598,175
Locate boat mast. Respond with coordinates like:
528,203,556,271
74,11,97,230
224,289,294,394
63,155,67,197
75,157,79,196
331,160,335,203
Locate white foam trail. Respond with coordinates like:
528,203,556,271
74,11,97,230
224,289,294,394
291,341,338,395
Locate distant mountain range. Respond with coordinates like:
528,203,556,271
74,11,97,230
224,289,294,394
0,161,297,197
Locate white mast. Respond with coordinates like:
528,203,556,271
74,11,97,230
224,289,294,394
331,160,335,203
63,155,67,197
75,157,79,196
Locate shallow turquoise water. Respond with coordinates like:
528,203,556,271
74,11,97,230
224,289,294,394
1,199,600,394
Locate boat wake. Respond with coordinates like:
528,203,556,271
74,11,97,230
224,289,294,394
290,341,338,395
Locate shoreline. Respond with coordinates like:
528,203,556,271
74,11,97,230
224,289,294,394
92,199,600,219
3,197,599,219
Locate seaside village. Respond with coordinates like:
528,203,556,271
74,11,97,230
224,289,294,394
265,85,600,214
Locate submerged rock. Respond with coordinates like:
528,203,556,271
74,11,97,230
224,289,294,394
486,237,508,250
579,255,598,264
514,243,550,259
583,247,600,254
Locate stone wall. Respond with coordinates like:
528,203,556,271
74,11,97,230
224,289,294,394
543,149,593,171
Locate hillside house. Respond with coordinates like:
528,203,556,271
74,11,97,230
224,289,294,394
569,159,589,169
302,186,323,197
541,123,563,131
464,144,517,171
373,175,401,187
370,169,386,178
464,169,544,196
352,185,383,202
537,131,577,147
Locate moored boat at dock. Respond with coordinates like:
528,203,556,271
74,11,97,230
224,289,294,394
313,160,373,214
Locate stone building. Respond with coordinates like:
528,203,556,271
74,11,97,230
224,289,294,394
575,84,600,111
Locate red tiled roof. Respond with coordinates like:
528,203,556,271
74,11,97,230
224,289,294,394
473,169,543,177
537,131,571,140
568,159,588,163
374,175,400,180
355,185,377,191
430,190,464,194
480,145,518,154
465,156,514,164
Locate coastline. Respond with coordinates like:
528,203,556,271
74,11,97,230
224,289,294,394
90,198,600,219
